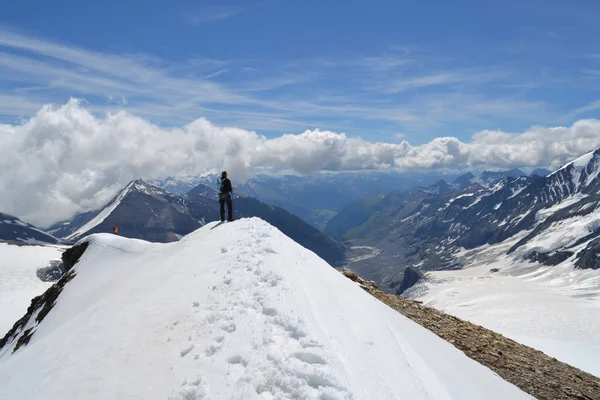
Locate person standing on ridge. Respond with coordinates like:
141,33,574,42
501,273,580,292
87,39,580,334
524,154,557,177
219,171,234,222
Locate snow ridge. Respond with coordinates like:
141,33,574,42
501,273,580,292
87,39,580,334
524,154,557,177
0,218,531,400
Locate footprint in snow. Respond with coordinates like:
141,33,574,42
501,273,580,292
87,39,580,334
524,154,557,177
180,344,194,357
227,355,249,367
262,307,278,317
294,352,327,365
221,322,236,333
263,247,277,254
168,378,207,400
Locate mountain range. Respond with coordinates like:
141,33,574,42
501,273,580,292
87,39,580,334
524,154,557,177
153,171,464,229
0,213,60,244
329,150,600,292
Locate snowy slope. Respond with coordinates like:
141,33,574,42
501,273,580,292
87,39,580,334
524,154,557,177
407,237,600,378
0,243,65,335
0,218,531,400
65,181,135,240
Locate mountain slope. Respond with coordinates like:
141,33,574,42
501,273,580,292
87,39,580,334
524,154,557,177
0,219,531,400
338,149,600,290
0,242,64,335
64,180,211,243
57,179,346,266
0,213,61,244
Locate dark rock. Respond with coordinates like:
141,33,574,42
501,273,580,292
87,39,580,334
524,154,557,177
62,241,89,271
527,251,574,266
36,260,66,282
0,242,88,353
575,238,600,270
490,268,500,273
396,266,424,295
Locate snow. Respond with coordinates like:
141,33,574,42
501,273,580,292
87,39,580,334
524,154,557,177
0,243,65,335
0,218,531,400
535,193,586,222
408,238,600,378
552,150,595,175
573,151,595,169
66,181,134,240
525,204,600,253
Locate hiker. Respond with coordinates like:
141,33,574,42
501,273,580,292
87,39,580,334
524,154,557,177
219,171,234,222
113,225,119,234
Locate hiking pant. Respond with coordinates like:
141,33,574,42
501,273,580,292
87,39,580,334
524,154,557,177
219,196,234,222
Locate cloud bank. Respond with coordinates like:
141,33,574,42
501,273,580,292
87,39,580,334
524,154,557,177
2,100,600,227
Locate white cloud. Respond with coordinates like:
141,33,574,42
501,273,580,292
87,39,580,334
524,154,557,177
184,3,264,25
2,101,600,228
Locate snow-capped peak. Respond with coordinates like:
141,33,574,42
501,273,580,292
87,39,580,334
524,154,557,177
551,149,598,175
65,180,136,241
0,218,531,399
131,178,169,198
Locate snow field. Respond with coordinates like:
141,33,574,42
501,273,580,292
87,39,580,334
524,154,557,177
0,219,531,399
408,240,600,378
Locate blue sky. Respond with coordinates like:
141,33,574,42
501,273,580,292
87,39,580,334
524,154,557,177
1,0,600,144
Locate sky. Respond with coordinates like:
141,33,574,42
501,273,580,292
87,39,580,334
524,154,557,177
1,0,600,141
2,0,600,225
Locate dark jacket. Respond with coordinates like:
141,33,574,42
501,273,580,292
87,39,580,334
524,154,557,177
220,177,232,194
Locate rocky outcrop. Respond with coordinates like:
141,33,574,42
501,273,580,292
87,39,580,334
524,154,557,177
395,266,424,295
575,238,600,270
527,251,574,266
340,270,600,400
0,241,89,353
36,260,66,282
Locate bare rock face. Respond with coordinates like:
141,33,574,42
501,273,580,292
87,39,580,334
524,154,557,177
339,270,600,400
575,238,600,270
36,260,66,282
62,242,89,270
396,266,424,295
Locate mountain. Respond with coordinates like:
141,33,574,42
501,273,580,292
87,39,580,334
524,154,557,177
147,173,211,195
325,168,532,241
188,181,249,199
452,172,477,189
61,180,211,243
154,171,461,229
324,188,429,239
0,219,531,399
530,168,552,177
478,168,527,186
47,210,98,238
0,213,60,244
53,179,346,266
335,149,600,291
